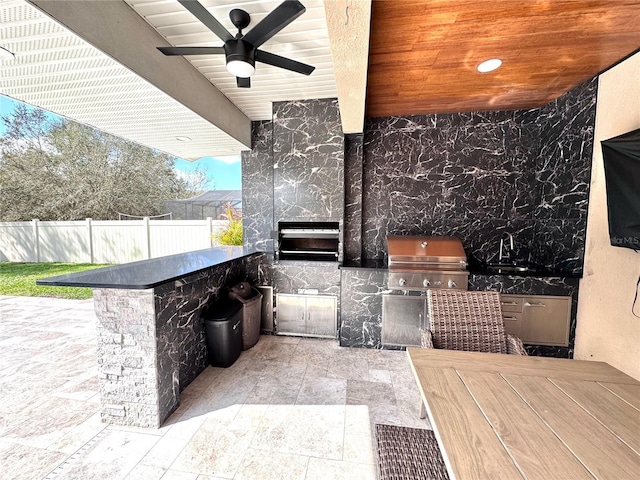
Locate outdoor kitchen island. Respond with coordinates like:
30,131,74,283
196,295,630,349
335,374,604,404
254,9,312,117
37,247,263,428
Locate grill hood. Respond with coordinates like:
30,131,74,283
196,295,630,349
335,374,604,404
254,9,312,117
386,235,467,269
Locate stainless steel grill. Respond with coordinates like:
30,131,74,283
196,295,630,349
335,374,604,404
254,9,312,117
277,221,340,261
386,235,469,291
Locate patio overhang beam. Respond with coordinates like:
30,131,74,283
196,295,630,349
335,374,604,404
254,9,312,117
28,0,252,149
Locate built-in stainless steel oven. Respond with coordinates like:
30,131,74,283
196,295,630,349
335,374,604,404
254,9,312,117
277,221,340,261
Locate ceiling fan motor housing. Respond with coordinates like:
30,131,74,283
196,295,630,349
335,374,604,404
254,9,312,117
225,39,255,69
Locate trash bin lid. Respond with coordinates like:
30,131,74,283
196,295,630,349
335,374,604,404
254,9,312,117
229,282,254,300
202,300,242,321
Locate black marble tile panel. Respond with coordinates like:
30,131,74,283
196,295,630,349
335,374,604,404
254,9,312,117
344,133,364,263
152,256,255,408
274,166,344,220
435,110,515,128
339,269,388,348
268,261,341,297
242,121,274,253
274,98,342,122
366,115,435,132
360,77,597,276
274,117,344,169
528,218,587,274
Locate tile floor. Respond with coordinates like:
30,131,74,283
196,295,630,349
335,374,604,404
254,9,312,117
0,296,430,480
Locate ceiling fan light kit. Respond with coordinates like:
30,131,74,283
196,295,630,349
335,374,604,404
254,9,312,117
158,0,315,88
227,59,255,77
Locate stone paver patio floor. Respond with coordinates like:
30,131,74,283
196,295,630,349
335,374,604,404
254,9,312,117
0,295,429,480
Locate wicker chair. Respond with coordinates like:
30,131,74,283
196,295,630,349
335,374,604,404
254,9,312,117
375,424,450,480
418,289,527,418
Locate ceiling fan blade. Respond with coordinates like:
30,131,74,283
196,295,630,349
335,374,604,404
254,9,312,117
157,46,225,56
178,0,234,43
242,0,305,48
255,49,315,75
237,77,251,88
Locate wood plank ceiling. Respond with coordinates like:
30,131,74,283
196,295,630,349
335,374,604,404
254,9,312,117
366,0,640,118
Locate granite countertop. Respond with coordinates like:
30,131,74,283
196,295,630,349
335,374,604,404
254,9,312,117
340,259,581,278
339,259,387,270
36,247,262,289
467,259,582,278
468,266,582,278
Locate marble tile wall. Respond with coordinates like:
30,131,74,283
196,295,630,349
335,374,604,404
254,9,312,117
272,99,345,223
259,255,341,297
344,134,364,263
242,121,274,253
241,100,345,248
339,268,388,348
359,78,597,274
93,254,262,427
242,99,345,302
242,82,595,354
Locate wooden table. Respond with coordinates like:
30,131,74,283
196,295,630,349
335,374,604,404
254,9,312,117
407,348,640,480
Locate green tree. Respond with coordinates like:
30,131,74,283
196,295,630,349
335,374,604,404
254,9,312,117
0,104,207,220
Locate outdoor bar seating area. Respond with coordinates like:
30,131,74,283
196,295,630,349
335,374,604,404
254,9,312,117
37,247,263,428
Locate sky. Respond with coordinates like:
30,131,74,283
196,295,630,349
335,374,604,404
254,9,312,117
0,95,241,191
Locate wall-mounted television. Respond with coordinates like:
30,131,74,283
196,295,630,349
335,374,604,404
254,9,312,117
601,128,640,251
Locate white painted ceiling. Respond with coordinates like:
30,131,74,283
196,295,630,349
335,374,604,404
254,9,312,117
0,0,340,159
126,0,337,120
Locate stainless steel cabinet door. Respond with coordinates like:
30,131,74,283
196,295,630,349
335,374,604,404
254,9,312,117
276,294,307,335
522,296,571,346
275,293,337,337
306,295,337,337
382,295,426,347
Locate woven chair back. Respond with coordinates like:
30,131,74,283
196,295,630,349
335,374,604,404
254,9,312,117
426,290,508,354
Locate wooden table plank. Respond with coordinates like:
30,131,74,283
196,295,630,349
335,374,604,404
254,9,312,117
599,382,640,411
505,374,640,479
415,366,524,479
550,378,640,454
459,371,595,480
407,348,640,385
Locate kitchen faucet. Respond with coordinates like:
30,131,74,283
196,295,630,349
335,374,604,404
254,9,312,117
499,232,515,264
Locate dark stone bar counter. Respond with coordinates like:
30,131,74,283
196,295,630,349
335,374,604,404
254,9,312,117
38,247,263,428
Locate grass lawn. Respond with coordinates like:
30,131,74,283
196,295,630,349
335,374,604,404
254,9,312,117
0,262,110,299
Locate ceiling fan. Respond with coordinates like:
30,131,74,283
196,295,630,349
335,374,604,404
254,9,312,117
157,0,315,88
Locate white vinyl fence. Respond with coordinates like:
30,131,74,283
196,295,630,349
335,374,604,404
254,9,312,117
0,218,231,263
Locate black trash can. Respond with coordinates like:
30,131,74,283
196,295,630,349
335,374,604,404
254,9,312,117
228,282,263,350
202,300,243,367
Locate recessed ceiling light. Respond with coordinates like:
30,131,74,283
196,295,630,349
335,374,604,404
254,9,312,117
175,136,191,142
0,46,15,60
477,58,502,73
